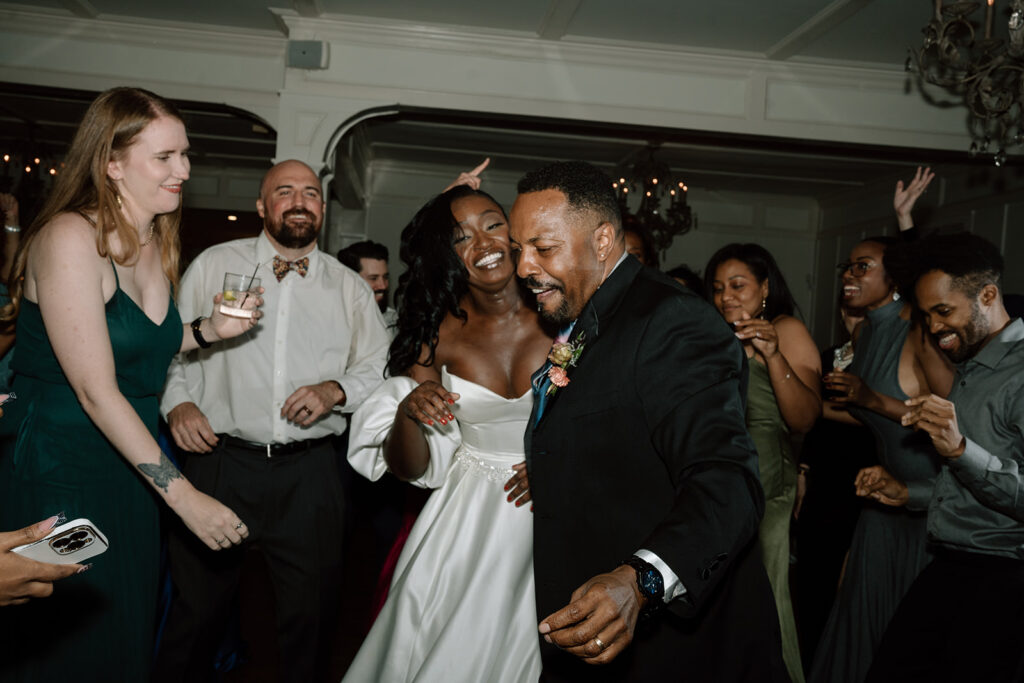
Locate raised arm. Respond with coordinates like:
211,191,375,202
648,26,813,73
893,166,934,233
30,215,245,551
443,158,490,192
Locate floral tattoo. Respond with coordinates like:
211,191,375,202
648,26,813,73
137,452,184,493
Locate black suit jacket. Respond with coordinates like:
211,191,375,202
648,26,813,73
527,257,788,682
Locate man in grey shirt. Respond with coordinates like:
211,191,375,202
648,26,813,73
856,232,1024,682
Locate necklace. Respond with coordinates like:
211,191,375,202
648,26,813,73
140,222,155,247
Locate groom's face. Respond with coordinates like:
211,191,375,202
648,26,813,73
509,189,607,326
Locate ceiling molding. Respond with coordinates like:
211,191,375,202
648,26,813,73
272,9,906,83
0,6,286,58
765,0,875,61
536,0,581,41
291,0,322,19
58,0,97,19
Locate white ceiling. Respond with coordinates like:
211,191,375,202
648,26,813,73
16,0,972,68
2,0,1000,203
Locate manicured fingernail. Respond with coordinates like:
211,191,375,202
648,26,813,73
447,414,454,420
39,515,60,531
507,494,514,502
447,398,455,404
426,420,433,426
76,563,92,574
440,419,447,425
504,484,511,491
516,499,523,507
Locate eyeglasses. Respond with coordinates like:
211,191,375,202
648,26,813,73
836,261,875,278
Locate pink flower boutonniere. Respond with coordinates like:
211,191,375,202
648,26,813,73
545,332,585,396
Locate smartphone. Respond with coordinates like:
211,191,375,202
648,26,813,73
12,518,109,564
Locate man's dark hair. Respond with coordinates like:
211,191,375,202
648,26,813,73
516,161,621,231
917,232,1004,298
337,240,389,272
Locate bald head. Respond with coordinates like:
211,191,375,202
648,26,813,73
257,159,325,253
260,160,321,199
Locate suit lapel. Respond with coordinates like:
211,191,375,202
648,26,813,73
528,257,642,434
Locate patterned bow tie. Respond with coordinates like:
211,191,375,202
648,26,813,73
272,255,309,281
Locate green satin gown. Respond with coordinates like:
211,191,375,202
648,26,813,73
0,268,181,682
747,358,804,683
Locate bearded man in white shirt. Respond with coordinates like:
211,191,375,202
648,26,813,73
154,160,389,683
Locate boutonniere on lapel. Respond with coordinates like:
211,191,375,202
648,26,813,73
545,332,586,396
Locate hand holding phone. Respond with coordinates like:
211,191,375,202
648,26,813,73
1,516,87,606
12,518,108,564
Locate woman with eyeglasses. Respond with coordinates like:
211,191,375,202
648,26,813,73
809,230,952,683
705,243,821,683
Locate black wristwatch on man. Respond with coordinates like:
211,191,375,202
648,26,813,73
622,555,664,617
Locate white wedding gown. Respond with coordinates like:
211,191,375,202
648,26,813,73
344,368,542,683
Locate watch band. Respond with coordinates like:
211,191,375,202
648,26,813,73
622,555,664,616
190,316,212,349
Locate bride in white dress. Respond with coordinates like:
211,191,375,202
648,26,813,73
343,185,553,683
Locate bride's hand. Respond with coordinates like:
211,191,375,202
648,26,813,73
399,381,460,427
505,461,531,509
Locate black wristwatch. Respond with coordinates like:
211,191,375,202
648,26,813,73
622,556,664,615
191,316,212,349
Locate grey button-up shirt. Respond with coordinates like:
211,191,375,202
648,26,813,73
907,317,1024,559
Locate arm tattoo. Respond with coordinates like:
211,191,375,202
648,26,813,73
137,452,184,493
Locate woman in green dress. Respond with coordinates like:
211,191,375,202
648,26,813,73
0,87,260,682
706,243,822,683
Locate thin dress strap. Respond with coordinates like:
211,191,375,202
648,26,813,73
76,210,119,288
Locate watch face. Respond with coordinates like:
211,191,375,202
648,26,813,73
640,569,663,596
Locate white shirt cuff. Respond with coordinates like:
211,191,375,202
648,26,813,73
635,549,686,603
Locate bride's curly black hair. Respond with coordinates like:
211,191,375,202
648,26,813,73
387,185,506,377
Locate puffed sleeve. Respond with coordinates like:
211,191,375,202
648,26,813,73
346,376,462,489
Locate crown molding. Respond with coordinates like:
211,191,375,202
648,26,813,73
270,7,905,82
0,4,285,58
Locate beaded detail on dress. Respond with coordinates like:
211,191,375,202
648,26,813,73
453,446,514,484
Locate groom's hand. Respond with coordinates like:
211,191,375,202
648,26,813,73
538,565,643,665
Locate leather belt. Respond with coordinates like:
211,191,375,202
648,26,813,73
220,434,333,458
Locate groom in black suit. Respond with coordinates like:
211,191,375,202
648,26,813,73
509,161,787,682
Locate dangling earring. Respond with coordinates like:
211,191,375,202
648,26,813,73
114,192,124,210
759,297,767,319
892,290,901,302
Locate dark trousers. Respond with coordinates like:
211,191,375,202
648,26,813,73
153,437,346,683
866,548,1024,683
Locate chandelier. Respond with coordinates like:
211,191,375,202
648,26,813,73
1,144,63,222
908,0,1024,165
611,144,697,255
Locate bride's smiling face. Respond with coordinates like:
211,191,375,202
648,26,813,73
450,194,514,288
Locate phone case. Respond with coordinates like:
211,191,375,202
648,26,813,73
12,518,109,564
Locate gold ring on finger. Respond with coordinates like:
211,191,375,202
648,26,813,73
594,637,606,650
